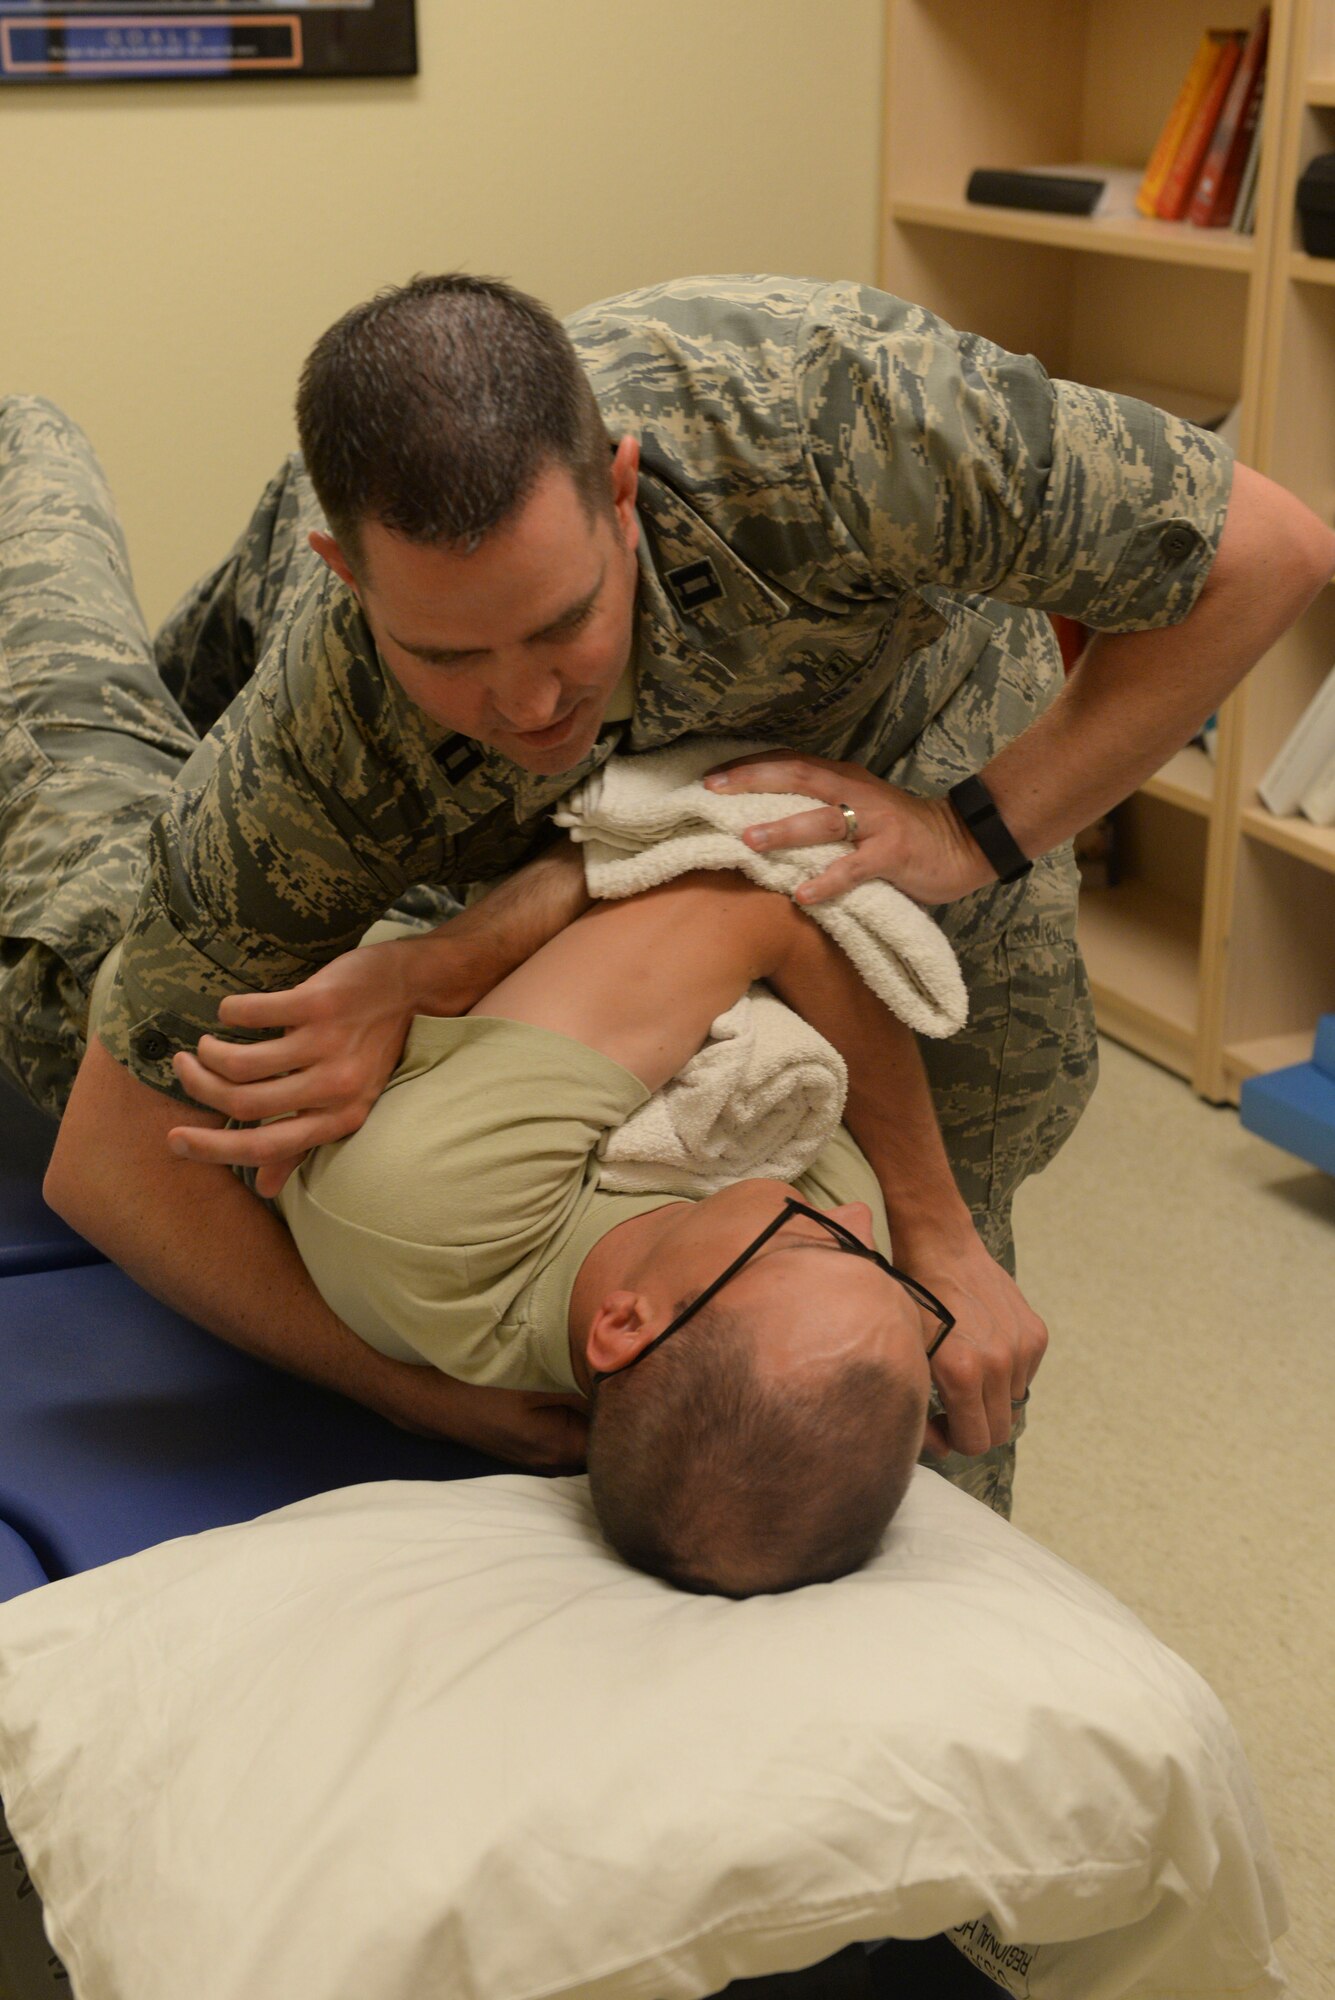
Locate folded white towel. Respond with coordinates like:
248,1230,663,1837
598,984,847,1196
554,739,967,1039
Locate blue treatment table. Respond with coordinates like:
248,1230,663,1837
0,1078,104,1279
0,1259,500,1585
0,1523,46,1606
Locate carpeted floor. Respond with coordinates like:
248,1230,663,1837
1011,1037,1335,2000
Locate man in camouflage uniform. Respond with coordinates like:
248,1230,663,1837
8,274,1332,1496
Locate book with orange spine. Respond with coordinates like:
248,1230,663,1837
1156,29,1246,220
1187,9,1270,226
1135,30,1232,217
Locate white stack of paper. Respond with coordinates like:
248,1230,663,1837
1257,665,1335,815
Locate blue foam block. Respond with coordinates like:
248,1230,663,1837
1239,1060,1335,1177
0,1077,105,1277
0,1521,47,1604
0,1262,507,1580
1313,1014,1335,1082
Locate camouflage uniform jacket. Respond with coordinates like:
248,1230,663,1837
98,277,1233,1102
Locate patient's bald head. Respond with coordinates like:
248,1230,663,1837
587,1288,930,1599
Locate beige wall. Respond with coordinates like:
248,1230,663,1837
2,0,883,625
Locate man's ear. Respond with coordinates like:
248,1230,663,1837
585,1288,661,1375
608,435,640,551
308,528,360,598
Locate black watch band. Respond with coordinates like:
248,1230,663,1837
947,775,1033,884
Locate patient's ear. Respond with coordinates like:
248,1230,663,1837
586,1291,660,1373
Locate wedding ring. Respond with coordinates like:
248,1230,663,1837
1010,1391,1031,1409
836,802,859,844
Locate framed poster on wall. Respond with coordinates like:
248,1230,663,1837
0,1,416,83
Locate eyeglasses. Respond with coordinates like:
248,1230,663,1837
592,1198,955,1385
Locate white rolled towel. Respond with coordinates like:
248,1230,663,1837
598,985,847,1196
554,738,968,1039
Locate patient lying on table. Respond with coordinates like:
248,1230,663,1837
254,867,957,1600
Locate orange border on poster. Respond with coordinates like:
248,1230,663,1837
1,13,304,73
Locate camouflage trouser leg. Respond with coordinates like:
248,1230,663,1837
852,600,1100,1519
153,449,325,736
0,397,197,1118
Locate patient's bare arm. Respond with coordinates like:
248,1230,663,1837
472,872,1046,1457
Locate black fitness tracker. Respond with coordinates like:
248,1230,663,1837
947,774,1033,884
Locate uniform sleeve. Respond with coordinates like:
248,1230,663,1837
96,581,452,1100
795,283,1234,631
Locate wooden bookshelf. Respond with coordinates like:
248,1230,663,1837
1221,1028,1318,1086
881,0,1335,1105
887,197,1259,270
1213,0,1335,1099
1141,745,1216,817
1241,805,1335,871
1289,247,1335,281
1079,882,1202,1075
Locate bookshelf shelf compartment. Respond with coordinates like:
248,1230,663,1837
1240,805,1335,872
1288,249,1335,283
1140,745,1215,815
1221,1029,1319,1090
888,199,1258,272
1078,882,1202,1078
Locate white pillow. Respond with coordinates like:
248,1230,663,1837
0,1471,1286,2000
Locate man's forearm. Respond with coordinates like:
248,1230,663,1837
768,899,1049,1449
400,835,591,1014
47,1035,425,1413
46,1034,588,1466
767,909,972,1249
981,464,1335,864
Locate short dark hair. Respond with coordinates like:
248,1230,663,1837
587,1302,926,1598
295,272,612,569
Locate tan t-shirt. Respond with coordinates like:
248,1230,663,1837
277,1014,890,1394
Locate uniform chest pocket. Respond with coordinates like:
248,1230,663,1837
707,604,909,757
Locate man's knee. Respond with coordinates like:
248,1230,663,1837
0,396,134,584
926,1433,1021,1521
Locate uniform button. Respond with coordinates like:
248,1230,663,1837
1159,525,1198,564
136,1029,172,1063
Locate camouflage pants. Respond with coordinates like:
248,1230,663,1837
0,397,197,1120
0,400,1096,1520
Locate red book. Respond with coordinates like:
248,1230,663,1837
1156,29,1245,220
1050,615,1088,673
1187,9,1270,225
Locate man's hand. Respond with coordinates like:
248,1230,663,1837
703,752,994,905
381,1368,589,1472
893,1218,1048,1459
168,933,476,1197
